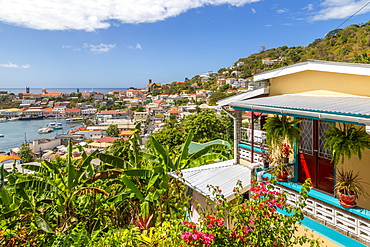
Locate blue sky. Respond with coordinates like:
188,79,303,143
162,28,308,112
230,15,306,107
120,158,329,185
0,0,370,89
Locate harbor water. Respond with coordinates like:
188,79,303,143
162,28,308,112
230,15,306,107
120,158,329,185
0,119,83,152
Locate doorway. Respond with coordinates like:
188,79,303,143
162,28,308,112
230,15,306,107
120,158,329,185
298,118,334,194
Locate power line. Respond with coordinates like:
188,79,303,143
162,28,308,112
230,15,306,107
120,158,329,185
334,0,370,30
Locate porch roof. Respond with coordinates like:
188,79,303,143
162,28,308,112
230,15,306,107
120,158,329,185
231,94,370,125
216,87,269,107
170,160,251,201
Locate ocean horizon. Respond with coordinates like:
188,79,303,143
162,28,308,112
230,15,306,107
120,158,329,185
0,88,129,95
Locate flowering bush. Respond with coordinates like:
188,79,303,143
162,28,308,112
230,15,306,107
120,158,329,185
179,179,319,247
281,143,293,158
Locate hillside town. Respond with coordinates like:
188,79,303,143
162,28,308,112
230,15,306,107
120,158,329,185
0,74,257,160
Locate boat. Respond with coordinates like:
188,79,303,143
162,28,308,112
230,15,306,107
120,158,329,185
66,117,84,123
19,115,44,120
0,118,7,123
8,117,19,121
47,121,63,129
0,134,4,137
38,128,54,134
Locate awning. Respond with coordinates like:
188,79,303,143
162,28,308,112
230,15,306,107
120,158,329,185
231,94,370,125
242,112,268,118
0,154,22,163
170,160,251,201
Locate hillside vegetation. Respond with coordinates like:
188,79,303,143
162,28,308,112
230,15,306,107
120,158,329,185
220,21,370,79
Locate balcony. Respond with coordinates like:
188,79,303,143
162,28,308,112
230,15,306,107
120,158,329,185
238,128,266,164
238,138,370,245
275,181,370,246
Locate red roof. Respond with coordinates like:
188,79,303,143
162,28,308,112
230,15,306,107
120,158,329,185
96,136,120,143
68,126,87,133
168,110,182,114
44,92,63,95
65,108,81,112
43,108,54,111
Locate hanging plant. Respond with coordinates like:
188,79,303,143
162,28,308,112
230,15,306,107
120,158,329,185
324,123,370,165
263,115,301,149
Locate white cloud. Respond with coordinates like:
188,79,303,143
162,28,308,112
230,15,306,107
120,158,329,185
251,8,256,14
0,62,30,68
303,4,314,11
276,8,288,14
82,43,116,53
136,44,142,49
265,24,272,27
0,0,261,31
310,0,370,21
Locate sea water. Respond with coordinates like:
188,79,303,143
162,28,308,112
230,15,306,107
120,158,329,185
0,88,128,95
0,119,83,152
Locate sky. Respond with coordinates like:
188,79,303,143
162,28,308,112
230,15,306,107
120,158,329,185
0,0,370,89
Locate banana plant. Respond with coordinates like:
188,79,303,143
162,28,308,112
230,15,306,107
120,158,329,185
12,140,108,233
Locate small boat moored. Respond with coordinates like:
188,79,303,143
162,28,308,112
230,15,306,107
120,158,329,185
0,134,4,137
47,121,63,129
38,128,54,134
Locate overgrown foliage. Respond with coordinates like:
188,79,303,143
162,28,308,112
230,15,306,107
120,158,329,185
0,128,231,245
324,123,370,164
106,124,119,137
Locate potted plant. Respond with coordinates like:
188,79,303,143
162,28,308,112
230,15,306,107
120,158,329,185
281,143,292,164
260,143,271,169
334,168,368,208
263,115,301,149
324,123,370,165
275,163,289,182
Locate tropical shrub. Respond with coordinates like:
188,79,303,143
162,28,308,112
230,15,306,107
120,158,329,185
178,179,320,247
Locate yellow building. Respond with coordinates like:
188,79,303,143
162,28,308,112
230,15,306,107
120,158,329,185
230,60,370,246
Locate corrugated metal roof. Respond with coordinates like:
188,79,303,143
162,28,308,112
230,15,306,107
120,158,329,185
171,160,251,201
216,87,269,107
232,94,370,118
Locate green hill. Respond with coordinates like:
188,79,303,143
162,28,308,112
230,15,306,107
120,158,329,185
219,20,370,80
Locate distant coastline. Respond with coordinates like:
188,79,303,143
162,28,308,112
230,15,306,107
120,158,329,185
0,88,128,95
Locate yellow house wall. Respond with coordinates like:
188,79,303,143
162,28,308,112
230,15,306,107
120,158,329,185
269,70,370,97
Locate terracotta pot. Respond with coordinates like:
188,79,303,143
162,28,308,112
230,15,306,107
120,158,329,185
337,190,357,208
277,170,288,182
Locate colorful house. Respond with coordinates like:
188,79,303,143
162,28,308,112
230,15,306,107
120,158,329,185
180,60,370,246
229,60,370,246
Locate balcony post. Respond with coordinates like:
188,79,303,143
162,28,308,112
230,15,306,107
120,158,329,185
234,110,242,164
251,112,254,163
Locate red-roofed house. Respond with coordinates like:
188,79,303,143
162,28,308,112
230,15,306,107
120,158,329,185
81,93,92,98
65,108,81,118
42,108,62,118
96,136,120,143
94,93,104,100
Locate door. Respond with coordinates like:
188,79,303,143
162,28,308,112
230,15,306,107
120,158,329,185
298,119,334,194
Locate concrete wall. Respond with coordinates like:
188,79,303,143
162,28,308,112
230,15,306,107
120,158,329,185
30,138,61,153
